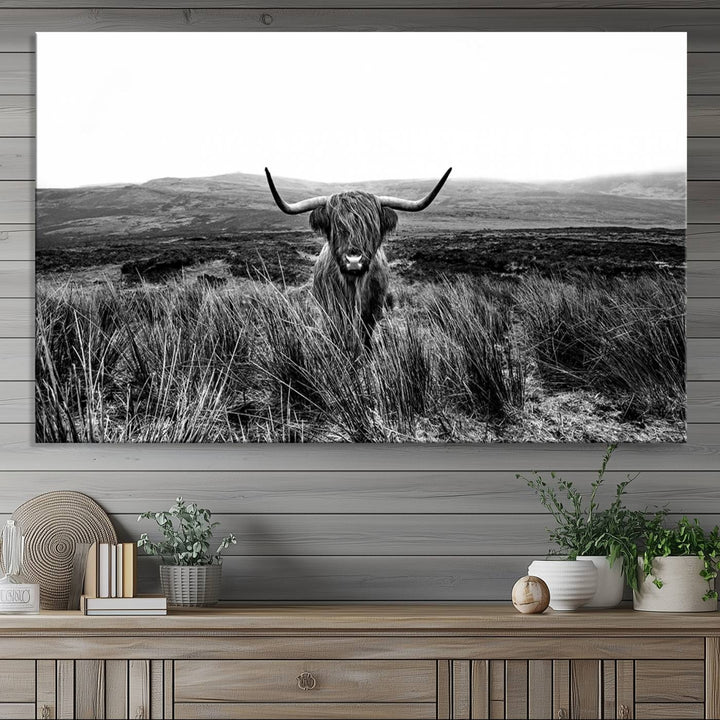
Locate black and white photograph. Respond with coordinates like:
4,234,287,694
35,32,687,443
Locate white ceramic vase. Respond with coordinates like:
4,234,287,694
577,555,624,608
527,559,598,611
633,556,718,613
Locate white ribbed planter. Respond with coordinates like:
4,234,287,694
528,559,597,611
160,564,221,607
577,556,624,609
633,556,717,613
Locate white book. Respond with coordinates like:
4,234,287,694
98,543,111,598
116,544,124,598
110,544,117,598
86,609,167,616
84,595,167,611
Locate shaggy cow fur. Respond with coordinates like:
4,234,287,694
309,191,397,347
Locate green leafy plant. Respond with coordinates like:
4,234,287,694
137,497,237,566
640,515,720,601
518,445,666,591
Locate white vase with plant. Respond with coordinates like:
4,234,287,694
527,558,598,611
138,497,237,607
520,445,665,608
633,516,719,613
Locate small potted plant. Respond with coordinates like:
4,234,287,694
520,445,665,609
633,516,720,613
138,497,237,607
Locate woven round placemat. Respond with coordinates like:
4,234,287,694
10,491,117,610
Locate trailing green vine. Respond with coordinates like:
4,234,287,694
641,516,720,601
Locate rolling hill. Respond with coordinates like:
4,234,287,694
36,170,686,247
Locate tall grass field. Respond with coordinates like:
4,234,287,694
35,268,685,443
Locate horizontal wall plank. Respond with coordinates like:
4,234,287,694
0,54,32,95
690,138,720,179
689,53,720,95
0,137,30,179
0,1,718,9
0,470,719,515
0,96,33,136
0,299,32,336
137,554,534,601
688,225,720,260
1,422,719,471
0,381,32,421
0,9,709,52
0,261,32,296
3,337,717,380
0,181,32,223
689,96,720,137
688,181,720,223
0,225,32,260
689,338,720,379
688,298,720,337
688,382,720,422
117,512,720,555
688,262,720,297
0,338,31,378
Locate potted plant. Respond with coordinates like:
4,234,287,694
633,516,720,613
137,497,237,607
520,445,665,609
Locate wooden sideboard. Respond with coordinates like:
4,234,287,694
0,606,718,720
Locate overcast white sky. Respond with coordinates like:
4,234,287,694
37,32,686,188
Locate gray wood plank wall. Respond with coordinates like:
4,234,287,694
0,2,717,602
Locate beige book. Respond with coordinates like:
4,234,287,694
83,542,98,599
122,542,138,598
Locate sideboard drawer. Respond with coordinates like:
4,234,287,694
174,660,437,703
635,660,705,702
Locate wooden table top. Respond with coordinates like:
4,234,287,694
0,605,718,635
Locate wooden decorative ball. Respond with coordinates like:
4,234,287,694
512,575,550,614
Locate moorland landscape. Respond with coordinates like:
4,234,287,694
35,171,686,443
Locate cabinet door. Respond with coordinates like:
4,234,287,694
469,659,601,719
33,660,166,720
469,657,706,720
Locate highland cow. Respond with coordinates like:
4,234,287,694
265,167,452,347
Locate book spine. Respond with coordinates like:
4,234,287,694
123,542,137,598
117,544,124,599
110,544,117,598
99,543,110,598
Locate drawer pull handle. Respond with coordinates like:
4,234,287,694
297,672,317,691
40,705,51,720
619,705,631,719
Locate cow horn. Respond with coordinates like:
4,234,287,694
265,168,328,215
378,168,452,212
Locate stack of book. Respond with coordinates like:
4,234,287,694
81,542,167,616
